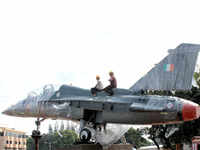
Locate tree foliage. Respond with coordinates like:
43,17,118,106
125,127,151,148
27,121,78,150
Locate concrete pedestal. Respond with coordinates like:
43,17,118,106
57,144,132,150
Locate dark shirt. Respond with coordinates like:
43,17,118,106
109,76,117,88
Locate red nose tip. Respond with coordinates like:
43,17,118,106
182,102,200,121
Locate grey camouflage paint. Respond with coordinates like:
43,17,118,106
4,85,184,125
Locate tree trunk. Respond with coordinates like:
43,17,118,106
152,137,160,150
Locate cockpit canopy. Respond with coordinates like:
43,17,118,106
24,84,60,102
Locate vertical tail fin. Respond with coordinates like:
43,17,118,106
130,43,200,91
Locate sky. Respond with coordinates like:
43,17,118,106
1,0,200,135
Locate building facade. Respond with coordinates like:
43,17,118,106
0,127,27,150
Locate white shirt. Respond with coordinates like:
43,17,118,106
95,80,103,90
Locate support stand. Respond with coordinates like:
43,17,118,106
31,118,45,150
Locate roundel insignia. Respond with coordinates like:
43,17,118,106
167,103,174,109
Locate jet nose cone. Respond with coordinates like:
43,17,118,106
182,102,200,121
2,106,13,116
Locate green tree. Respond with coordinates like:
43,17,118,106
53,129,78,149
54,121,59,132
27,126,78,150
48,124,53,134
125,127,151,148
194,71,200,88
27,137,34,150
39,134,51,150
60,121,65,131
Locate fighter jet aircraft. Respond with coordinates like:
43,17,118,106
3,43,200,145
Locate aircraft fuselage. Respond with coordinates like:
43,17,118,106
3,85,199,125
